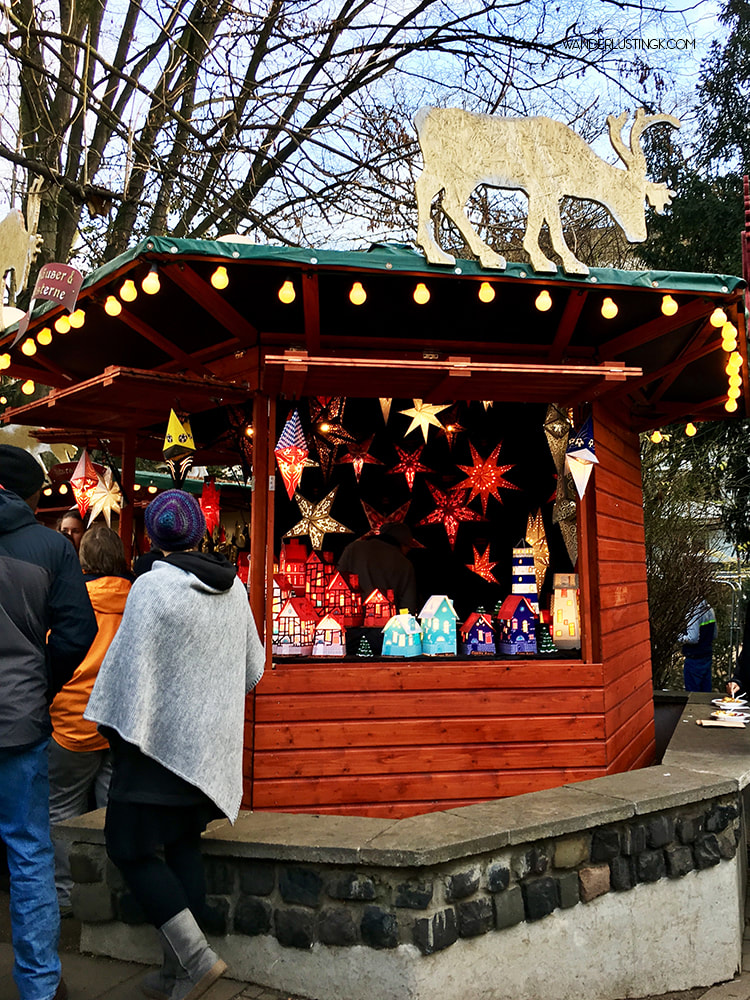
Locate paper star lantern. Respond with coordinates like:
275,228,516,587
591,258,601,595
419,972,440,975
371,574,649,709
225,405,253,483
437,408,465,448
417,482,485,549
309,397,356,480
379,398,392,423
399,399,450,442
275,409,309,499
163,409,196,488
481,401,493,411
525,509,550,594
455,442,520,515
565,414,599,499
285,487,353,550
200,476,222,538
86,470,122,527
388,444,433,491
543,403,572,476
466,543,498,583
70,450,99,517
360,499,424,546
337,435,383,482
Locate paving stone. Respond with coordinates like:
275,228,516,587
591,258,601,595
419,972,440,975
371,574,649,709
717,829,738,861
646,814,674,849
278,867,323,908
622,823,647,856
694,834,722,870
444,866,481,901
705,803,739,834
317,907,359,946
557,870,580,908
665,844,694,878
274,907,315,949
610,856,636,891
591,828,620,862
636,849,666,883
234,897,272,936
360,906,399,949
494,885,525,929
522,877,558,921
486,863,510,892
553,835,589,869
394,879,433,909
457,898,494,937
579,864,610,902
238,860,275,897
204,857,236,895
327,872,376,901
676,815,702,845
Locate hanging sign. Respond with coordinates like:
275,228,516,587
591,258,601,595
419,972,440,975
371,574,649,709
13,262,84,343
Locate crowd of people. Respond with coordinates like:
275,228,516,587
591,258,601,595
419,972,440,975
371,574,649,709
0,444,265,1000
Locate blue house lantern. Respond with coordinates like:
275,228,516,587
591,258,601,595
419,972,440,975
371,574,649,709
496,594,538,654
382,613,423,658
460,610,496,656
418,595,458,656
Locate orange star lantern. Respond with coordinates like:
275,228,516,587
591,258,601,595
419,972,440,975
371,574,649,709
418,482,485,549
455,442,520,514
466,543,498,583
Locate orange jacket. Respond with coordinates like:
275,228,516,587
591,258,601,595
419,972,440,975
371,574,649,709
50,575,131,752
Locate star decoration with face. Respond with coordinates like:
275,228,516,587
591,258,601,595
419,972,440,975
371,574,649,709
284,487,353,551
455,442,520,515
417,482,485,549
466,543,498,583
308,397,356,480
86,470,122,527
337,435,383,482
525,509,550,594
388,444,433,491
399,399,450,442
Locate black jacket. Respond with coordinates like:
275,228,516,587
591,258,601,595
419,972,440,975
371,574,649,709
0,488,98,748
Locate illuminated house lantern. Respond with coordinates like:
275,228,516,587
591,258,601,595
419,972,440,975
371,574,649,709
305,550,327,608
312,614,346,657
496,595,538,654
382,613,422,658
279,539,307,594
511,539,538,613
460,610,496,656
324,570,363,627
273,596,319,657
271,573,293,639
418,595,458,656
551,573,581,650
363,588,396,628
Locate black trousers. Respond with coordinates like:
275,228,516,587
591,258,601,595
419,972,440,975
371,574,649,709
105,800,215,928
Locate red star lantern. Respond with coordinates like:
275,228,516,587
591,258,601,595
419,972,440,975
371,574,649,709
417,482,485,549
360,499,423,546
337,435,383,482
455,442,520,515
200,477,221,538
309,397,356,480
275,408,309,499
69,450,99,517
388,445,433,491
466,544,498,583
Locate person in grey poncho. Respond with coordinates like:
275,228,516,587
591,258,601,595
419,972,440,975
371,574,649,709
85,490,264,1000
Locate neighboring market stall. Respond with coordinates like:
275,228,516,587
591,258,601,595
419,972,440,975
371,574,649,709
1,238,745,817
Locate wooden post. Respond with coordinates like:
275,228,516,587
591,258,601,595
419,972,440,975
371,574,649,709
119,431,136,566
249,392,270,636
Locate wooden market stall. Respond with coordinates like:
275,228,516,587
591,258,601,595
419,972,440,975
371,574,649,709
1,238,746,817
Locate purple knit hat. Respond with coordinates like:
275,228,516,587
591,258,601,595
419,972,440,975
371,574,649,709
145,489,206,552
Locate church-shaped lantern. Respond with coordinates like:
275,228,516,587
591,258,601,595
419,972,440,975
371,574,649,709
305,550,327,608
382,613,422,658
324,570,364,627
279,539,308,594
460,610,496,656
496,594,538,654
511,539,538,613
312,614,346,657
363,588,397,628
418,595,458,656
272,596,320,657
551,573,581,649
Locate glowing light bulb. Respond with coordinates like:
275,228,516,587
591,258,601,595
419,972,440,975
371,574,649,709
120,279,137,302
601,297,618,319
43,487,52,496
729,373,742,388
36,328,52,346
148,484,158,494
685,422,697,437
729,352,743,369
710,307,728,327
722,337,737,353
68,308,85,328
211,266,229,290
0,396,6,404
722,322,737,339
141,267,160,294
413,282,430,305
21,338,37,356
104,295,122,317
661,294,678,316
0,354,10,370
244,424,254,438
725,398,739,412
535,289,552,312
478,281,495,303
21,379,35,395
650,430,663,443
728,386,741,399
54,315,71,334
318,422,331,434
58,483,68,494
278,279,295,303
349,281,366,305
133,484,141,492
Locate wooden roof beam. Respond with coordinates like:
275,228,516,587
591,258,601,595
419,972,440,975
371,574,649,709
4,359,72,389
548,289,587,364
160,263,259,348
647,323,715,405
114,306,213,377
302,271,320,355
598,296,711,358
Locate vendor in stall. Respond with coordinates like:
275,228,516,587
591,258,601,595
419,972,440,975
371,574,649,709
338,521,417,613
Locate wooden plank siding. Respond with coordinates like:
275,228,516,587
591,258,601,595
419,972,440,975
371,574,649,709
242,399,655,816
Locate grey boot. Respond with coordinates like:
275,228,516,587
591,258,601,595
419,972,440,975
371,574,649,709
141,929,188,1000
159,908,227,1000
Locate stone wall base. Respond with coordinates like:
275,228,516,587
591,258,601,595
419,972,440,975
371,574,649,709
81,862,742,1000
